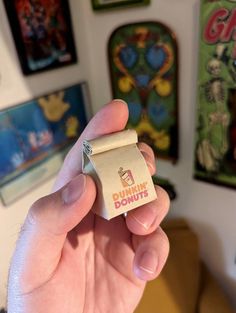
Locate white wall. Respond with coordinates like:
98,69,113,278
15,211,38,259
79,0,236,309
0,0,236,309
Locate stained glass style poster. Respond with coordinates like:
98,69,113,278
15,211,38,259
108,22,179,162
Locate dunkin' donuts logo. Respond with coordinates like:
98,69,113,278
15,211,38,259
113,168,149,209
118,167,135,187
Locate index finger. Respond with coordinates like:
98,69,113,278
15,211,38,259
53,99,129,191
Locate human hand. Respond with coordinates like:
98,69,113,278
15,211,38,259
8,100,170,313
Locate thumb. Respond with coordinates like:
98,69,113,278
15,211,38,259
9,174,96,295
28,174,96,235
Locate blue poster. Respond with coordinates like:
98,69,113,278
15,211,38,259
0,82,89,204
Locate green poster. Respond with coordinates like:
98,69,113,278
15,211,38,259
108,22,178,162
194,0,236,188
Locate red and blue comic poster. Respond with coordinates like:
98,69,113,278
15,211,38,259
4,0,77,75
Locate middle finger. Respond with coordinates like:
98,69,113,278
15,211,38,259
125,185,170,235
138,142,156,176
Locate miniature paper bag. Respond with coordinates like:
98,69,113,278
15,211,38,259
82,129,157,220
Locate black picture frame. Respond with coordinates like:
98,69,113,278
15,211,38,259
91,0,150,11
3,0,77,75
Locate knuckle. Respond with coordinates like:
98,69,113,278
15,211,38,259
27,195,50,226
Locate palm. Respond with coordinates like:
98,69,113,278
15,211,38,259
37,212,145,313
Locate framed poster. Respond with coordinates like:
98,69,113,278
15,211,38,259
3,0,77,75
0,82,90,205
194,0,236,189
108,22,179,162
91,0,150,11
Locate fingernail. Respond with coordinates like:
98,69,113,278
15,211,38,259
62,174,86,205
146,160,156,174
113,99,127,105
139,250,158,274
140,151,156,174
130,205,156,230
